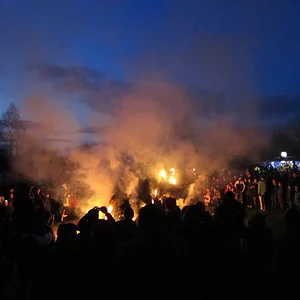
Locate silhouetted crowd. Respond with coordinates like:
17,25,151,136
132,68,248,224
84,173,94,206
1,169,300,300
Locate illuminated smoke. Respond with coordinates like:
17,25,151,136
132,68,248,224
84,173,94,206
10,78,267,217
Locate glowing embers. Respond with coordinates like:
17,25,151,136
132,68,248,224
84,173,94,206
170,168,175,175
159,168,177,185
104,204,113,220
169,168,176,185
168,176,176,185
159,169,167,180
107,205,113,213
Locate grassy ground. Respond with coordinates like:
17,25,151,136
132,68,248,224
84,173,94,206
245,209,286,238
207,206,286,237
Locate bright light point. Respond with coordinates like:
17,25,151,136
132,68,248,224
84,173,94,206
108,205,113,213
154,189,158,197
193,168,196,171
169,176,176,185
160,169,167,180
281,151,287,158
151,199,154,204
170,168,175,175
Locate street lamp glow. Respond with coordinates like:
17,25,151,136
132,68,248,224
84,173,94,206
280,151,287,158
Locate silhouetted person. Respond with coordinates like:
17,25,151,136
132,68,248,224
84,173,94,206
245,212,274,299
114,206,137,242
111,204,189,300
30,186,45,211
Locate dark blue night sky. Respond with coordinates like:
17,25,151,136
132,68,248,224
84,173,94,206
0,0,299,126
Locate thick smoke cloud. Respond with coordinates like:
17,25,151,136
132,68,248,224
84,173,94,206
12,65,268,214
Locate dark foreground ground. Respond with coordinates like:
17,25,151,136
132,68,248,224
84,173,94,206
4,208,286,300
204,207,286,238
244,208,286,238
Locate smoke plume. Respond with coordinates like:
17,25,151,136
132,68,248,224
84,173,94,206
10,72,268,216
